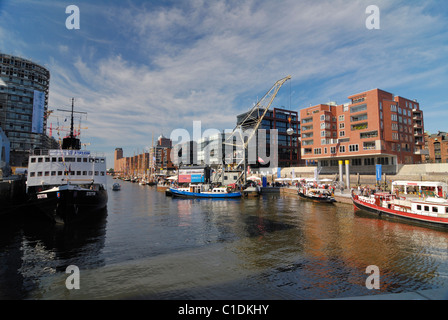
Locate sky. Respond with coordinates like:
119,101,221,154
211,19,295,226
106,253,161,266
1,0,447,168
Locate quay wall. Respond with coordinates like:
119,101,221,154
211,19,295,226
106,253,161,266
0,176,27,216
280,164,448,186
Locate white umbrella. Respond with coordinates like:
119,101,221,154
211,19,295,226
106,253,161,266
167,176,178,180
247,175,261,180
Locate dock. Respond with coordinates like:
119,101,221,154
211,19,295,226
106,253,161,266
0,175,27,217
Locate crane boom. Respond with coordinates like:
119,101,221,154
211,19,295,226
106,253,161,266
216,75,291,185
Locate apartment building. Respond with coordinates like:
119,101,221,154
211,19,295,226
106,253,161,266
423,131,448,163
300,88,424,174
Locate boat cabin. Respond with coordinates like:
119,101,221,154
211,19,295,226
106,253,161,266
392,181,448,198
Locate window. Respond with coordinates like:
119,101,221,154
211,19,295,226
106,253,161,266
314,148,322,155
330,147,336,154
339,145,345,153
339,131,345,137
391,114,398,121
320,115,325,121
432,207,438,213
417,205,422,210
391,104,397,112
339,123,345,129
349,144,359,152
338,115,345,121
424,206,429,211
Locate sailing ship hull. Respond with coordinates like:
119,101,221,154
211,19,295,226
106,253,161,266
169,188,242,199
352,194,448,228
30,187,108,224
298,192,336,203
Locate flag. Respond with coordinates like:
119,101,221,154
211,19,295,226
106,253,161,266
258,156,265,164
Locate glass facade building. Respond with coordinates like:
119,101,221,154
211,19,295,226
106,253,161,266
0,53,51,166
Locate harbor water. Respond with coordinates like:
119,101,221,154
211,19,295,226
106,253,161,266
1,176,448,300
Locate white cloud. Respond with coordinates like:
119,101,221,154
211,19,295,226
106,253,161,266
30,0,448,158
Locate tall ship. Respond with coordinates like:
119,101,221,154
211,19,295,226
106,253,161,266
26,99,108,224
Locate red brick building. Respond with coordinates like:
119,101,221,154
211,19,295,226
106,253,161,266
300,88,424,174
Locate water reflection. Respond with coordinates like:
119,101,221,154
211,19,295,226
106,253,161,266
1,176,448,299
0,208,107,299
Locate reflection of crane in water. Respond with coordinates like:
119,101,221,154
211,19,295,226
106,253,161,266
215,75,291,185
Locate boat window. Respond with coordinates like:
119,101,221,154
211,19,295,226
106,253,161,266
83,158,87,162
95,171,99,176
58,157,63,162
77,158,82,162
30,172,35,177
100,159,105,163
446,207,448,214
44,171,49,176
95,159,99,163
58,171,63,176
77,171,81,176
89,158,94,163
432,207,438,213
83,171,87,175
38,158,43,163
424,206,430,211
51,171,56,176
52,157,57,162
417,205,422,210
45,157,50,162
89,171,93,175
37,172,42,176
101,171,105,176
31,158,36,163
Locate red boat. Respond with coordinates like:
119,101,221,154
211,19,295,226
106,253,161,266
352,191,448,228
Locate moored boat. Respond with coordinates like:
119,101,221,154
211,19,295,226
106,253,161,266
112,183,121,191
169,184,242,199
26,99,108,224
298,187,336,203
352,191,448,228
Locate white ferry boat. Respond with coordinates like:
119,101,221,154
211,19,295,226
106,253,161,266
26,100,108,223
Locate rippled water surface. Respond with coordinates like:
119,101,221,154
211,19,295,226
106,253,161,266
1,176,448,300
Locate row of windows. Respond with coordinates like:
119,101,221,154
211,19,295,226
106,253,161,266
416,204,448,214
30,156,105,164
319,157,393,167
29,170,106,177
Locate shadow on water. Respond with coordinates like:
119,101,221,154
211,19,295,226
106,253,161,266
0,206,108,299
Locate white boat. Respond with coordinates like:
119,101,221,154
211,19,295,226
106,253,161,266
298,186,336,203
26,99,108,224
352,183,448,228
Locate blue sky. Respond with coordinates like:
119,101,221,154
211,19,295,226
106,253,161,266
1,0,447,167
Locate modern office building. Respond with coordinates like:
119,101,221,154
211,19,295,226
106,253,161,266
300,88,425,175
236,107,302,168
0,53,51,166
